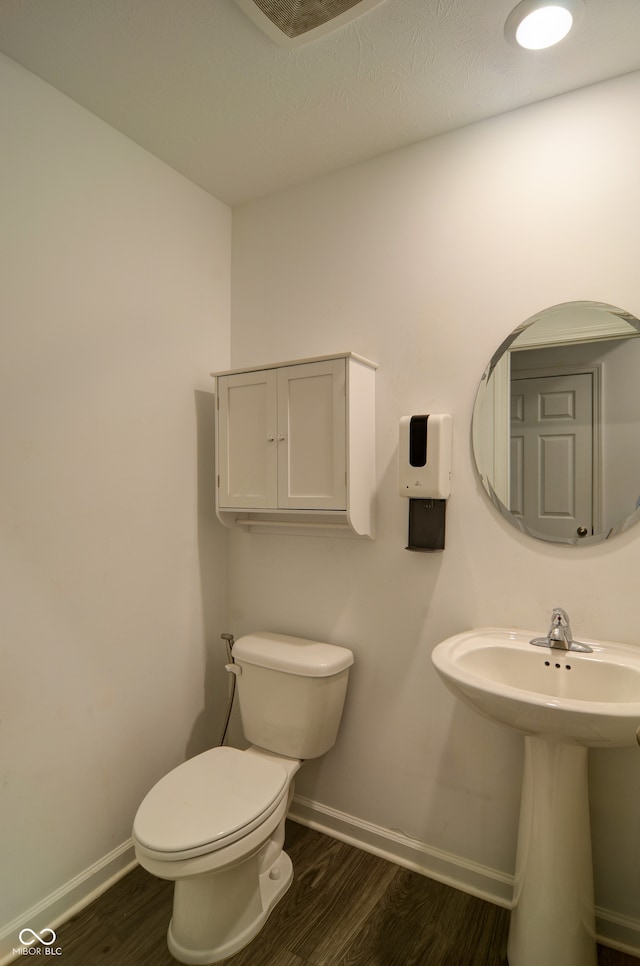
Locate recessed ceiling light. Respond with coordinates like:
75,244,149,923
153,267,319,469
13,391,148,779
505,0,583,50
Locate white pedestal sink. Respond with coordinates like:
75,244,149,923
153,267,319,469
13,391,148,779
432,627,640,966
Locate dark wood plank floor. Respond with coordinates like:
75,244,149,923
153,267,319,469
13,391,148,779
46,822,639,965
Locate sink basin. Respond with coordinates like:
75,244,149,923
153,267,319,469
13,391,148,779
432,626,640,746
432,626,640,966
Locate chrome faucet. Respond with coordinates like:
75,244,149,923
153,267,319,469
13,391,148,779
530,607,593,653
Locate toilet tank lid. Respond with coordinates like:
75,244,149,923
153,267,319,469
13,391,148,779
233,632,354,677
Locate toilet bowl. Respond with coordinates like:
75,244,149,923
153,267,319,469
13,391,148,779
133,746,300,964
132,631,354,964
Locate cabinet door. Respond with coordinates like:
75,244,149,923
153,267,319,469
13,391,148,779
218,370,278,508
277,359,347,510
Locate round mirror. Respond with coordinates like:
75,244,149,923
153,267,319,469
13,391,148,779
472,301,640,545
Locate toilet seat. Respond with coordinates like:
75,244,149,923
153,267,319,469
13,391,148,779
133,746,289,861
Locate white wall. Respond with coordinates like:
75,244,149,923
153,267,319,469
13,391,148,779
600,338,640,526
0,53,231,946
231,72,640,931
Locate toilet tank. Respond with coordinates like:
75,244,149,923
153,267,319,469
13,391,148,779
232,632,354,759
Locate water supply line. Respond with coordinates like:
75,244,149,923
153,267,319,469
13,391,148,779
217,632,237,746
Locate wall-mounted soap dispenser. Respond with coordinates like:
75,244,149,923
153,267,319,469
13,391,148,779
399,414,452,551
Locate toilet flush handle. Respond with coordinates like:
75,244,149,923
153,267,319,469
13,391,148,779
226,663,242,677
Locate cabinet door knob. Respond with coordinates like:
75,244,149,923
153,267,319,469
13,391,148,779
267,435,275,442
278,434,286,441
576,526,588,537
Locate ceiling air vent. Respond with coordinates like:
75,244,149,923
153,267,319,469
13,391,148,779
234,0,387,47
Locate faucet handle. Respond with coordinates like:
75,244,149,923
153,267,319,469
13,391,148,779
549,607,573,646
551,607,570,627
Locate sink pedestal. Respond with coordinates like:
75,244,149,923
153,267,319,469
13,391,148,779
507,736,597,966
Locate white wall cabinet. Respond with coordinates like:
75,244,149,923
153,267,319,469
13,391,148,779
213,353,376,537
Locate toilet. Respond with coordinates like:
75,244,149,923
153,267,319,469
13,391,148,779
132,631,354,965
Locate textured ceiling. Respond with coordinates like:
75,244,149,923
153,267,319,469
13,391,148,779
1,0,640,205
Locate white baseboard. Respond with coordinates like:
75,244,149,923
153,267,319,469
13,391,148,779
0,840,137,965
288,794,513,907
595,907,640,958
288,794,640,958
